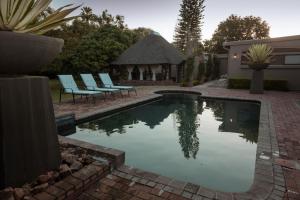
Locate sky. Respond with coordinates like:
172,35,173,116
52,0,300,42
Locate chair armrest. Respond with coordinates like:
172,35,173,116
86,85,96,90
103,84,112,88
62,87,74,93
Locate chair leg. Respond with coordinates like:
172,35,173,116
72,93,75,104
59,89,62,103
120,91,123,98
128,90,130,96
134,89,137,96
92,95,96,104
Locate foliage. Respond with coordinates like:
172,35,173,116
70,25,135,73
174,0,205,53
43,7,151,75
131,27,153,42
205,54,217,78
0,0,79,34
246,44,273,65
192,80,200,86
228,78,288,91
204,15,270,53
207,54,219,79
175,98,200,159
184,57,195,83
197,62,205,81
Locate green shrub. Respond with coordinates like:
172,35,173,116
193,80,200,86
228,79,251,89
180,81,188,87
228,78,288,91
264,80,288,91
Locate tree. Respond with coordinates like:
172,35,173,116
42,8,142,75
173,0,205,53
205,15,270,53
176,97,201,159
131,27,153,42
69,25,135,73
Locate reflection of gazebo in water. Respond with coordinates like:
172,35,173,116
112,32,185,82
131,101,178,129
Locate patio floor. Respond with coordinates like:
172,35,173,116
54,86,300,200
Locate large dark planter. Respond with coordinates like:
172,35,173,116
249,64,269,94
0,31,63,75
0,31,63,189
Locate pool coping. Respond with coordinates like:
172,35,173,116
58,89,284,200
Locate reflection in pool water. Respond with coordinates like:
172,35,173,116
69,94,260,192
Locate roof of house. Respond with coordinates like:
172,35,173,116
223,35,300,47
112,33,185,65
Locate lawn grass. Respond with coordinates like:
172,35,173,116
49,79,72,103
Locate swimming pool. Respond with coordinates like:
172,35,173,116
68,93,260,192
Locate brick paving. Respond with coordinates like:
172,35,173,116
54,86,300,200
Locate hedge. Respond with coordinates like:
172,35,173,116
228,78,288,91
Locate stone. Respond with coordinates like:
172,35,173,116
14,188,25,200
70,160,83,171
31,183,49,194
59,164,71,177
0,187,15,200
38,174,51,184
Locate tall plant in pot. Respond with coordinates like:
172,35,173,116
0,0,79,189
246,44,273,94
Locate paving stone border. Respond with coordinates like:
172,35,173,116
57,88,283,200
32,161,109,200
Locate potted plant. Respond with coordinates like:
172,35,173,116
0,0,79,74
246,44,273,94
0,0,78,189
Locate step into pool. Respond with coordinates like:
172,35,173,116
68,93,260,192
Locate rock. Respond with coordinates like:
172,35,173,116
31,183,48,194
59,164,71,177
38,174,51,184
14,188,25,200
61,152,77,165
0,187,15,200
70,160,83,171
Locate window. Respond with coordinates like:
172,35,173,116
285,55,300,65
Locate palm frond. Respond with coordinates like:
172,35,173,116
0,0,79,34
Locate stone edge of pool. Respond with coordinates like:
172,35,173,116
57,89,284,200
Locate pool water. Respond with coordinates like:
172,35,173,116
69,94,260,192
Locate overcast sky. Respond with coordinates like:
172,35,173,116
51,0,300,42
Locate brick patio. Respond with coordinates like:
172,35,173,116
54,86,300,200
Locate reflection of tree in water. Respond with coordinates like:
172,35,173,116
175,95,202,159
205,100,225,121
78,112,138,136
205,99,259,144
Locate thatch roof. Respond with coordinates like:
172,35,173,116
112,33,185,65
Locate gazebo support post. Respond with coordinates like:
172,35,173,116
151,65,161,81
138,66,146,81
127,66,134,80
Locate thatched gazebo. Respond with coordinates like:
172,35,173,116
112,32,185,82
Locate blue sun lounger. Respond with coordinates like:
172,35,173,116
99,73,137,95
80,74,122,97
58,75,103,104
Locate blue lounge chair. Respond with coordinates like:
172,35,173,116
58,75,103,104
99,73,137,95
80,74,122,97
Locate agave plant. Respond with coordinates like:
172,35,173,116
245,44,273,66
0,0,79,35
